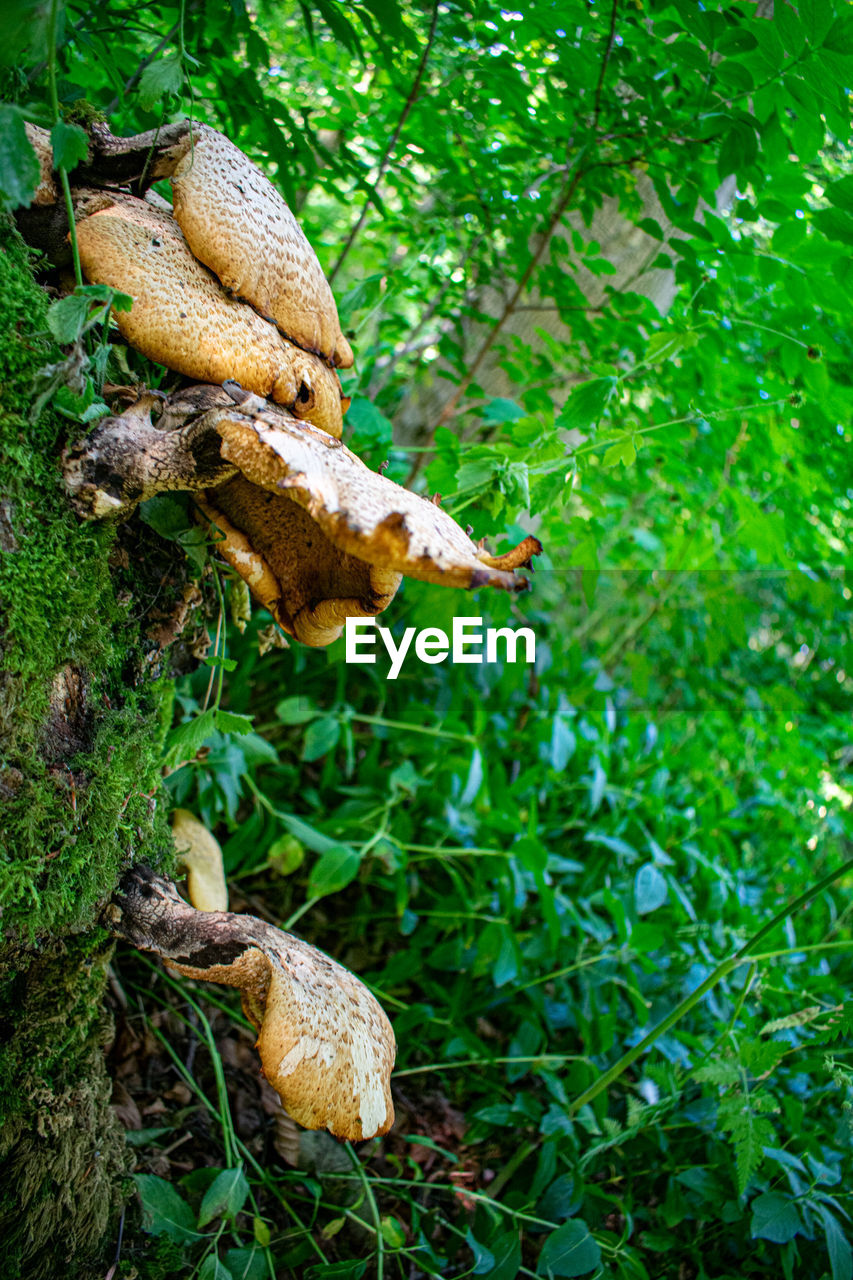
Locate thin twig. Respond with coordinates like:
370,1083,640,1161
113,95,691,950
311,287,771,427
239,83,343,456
329,0,440,283
436,168,584,425
593,0,620,127
104,20,182,115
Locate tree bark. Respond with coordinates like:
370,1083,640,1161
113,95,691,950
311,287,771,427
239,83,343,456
0,222,190,1278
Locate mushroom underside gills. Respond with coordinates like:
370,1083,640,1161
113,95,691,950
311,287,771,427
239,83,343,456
62,385,540,646
110,868,396,1141
199,478,402,647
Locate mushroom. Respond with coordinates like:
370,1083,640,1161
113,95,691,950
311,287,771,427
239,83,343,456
168,124,353,368
110,868,395,1140
212,392,543,591
63,384,540,646
75,196,347,437
171,809,229,913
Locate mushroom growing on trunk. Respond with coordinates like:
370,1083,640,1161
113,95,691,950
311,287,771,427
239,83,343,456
109,868,396,1142
63,383,541,646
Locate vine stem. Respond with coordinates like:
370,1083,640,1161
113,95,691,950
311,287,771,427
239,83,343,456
47,0,82,286
346,1145,384,1280
569,853,853,1114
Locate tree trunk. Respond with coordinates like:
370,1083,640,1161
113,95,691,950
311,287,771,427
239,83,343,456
0,223,187,1278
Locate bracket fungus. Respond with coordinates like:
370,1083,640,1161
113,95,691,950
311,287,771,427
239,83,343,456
168,124,354,368
110,868,395,1141
76,197,347,438
63,384,541,645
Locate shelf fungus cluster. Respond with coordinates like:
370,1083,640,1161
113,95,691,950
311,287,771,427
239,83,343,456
21,120,542,1140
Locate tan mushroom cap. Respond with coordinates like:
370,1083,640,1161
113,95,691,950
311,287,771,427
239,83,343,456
171,809,229,912
209,407,541,591
170,124,353,369
169,928,396,1140
76,197,346,437
198,478,402,647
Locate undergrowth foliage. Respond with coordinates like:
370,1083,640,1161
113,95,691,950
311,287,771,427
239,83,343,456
2,0,852,1278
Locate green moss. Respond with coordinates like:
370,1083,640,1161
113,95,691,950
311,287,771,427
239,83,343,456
0,225,175,938
0,223,183,1273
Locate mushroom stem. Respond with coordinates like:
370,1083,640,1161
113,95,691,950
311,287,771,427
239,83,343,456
62,386,239,519
108,867,396,1141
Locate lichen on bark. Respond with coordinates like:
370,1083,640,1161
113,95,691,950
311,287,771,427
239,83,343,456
0,221,181,1277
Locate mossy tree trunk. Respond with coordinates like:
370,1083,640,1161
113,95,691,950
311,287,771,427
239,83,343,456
0,225,190,1278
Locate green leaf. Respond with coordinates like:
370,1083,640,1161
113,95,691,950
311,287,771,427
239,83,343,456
750,1192,802,1244
740,1039,787,1077
482,397,526,424
634,863,668,914
823,175,853,213
305,1260,367,1279
693,1060,740,1086
514,835,548,873
50,121,88,171
813,208,853,246
162,708,217,770
224,1247,267,1280
302,716,340,761
536,1219,601,1277
139,494,196,541
204,655,238,672
381,1216,407,1248
549,716,576,771
215,709,255,736
46,294,94,345
276,695,318,725
199,1256,234,1280
0,0,53,66
266,834,305,875
646,330,699,364
0,104,40,211
137,53,184,110
602,436,636,468
133,1174,204,1243
556,377,618,432
197,1167,250,1227
718,1098,774,1194
818,1207,853,1280
345,396,393,455
308,844,362,897
718,124,758,181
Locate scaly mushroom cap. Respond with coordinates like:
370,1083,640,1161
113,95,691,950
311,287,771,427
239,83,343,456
209,406,542,591
76,197,346,437
170,124,353,369
198,478,402,647
171,809,229,912
112,870,395,1141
